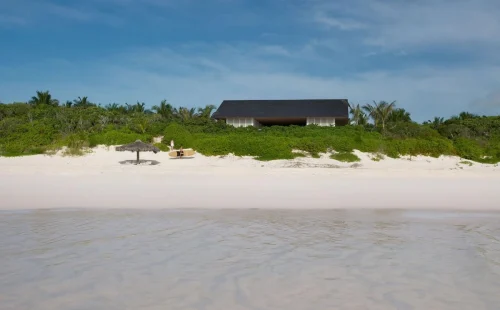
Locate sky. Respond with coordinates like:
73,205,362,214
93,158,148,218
1,0,500,122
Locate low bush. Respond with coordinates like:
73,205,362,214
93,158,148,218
330,152,361,162
453,138,484,162
162,123,194,148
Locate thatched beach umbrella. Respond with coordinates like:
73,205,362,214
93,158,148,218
116,140,160,164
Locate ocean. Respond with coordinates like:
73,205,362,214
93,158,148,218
1,209,499,310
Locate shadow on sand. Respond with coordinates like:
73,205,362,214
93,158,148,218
169,157,195,160
119,159,161,166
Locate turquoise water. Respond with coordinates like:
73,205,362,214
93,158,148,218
1,209,499,310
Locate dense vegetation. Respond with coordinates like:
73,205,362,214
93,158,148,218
1,91,499,163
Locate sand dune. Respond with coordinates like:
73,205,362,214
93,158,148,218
0,146,499,210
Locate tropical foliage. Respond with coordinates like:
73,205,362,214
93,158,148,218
0,91,499,163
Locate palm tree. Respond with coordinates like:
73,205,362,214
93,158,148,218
363,100,396,130
430,116,445,129
458,111,479,120
73,97,90,107
178,106,197,121
197,104,217,119
105,103,123,112
124,102,145,113
362,103,378,127
134,102,146,113
152,100,175,119
376,100,396,130
73,96,94,108
29,91,59,106
348,103,368,125
387,108,411,123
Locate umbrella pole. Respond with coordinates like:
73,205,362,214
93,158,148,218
136,151,140,164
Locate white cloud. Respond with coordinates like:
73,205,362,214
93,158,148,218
0,0,128,27
255,45,293,57
311,0,500,50
314,15,365,30
0,14,27,26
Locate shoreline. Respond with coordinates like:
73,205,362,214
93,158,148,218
1,146,499,211
2,172,499,210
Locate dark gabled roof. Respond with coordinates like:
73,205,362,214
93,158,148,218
212,99,349,119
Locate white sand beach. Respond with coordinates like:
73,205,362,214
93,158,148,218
1,146,499,210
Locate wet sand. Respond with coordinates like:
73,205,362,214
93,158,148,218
1,171,499,210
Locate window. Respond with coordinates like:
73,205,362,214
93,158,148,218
227,117,254,127
307,117,335,126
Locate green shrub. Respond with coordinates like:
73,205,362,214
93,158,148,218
453,138,483,162
162,123,194,148
330,152,361,162
154,143,171,152
0,120,57,156
192,133,296,160
60,133,91,156
386,122,441,139
371,153,385,161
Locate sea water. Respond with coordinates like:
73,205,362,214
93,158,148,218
1,209,499,310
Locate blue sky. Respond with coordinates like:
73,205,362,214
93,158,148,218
1,0,500,121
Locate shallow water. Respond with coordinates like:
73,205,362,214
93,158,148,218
1,209,500,310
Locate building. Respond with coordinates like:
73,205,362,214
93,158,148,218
211,99,349,127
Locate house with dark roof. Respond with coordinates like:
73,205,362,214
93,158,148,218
211,99,349,127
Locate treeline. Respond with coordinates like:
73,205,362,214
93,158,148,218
0,91,499,163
